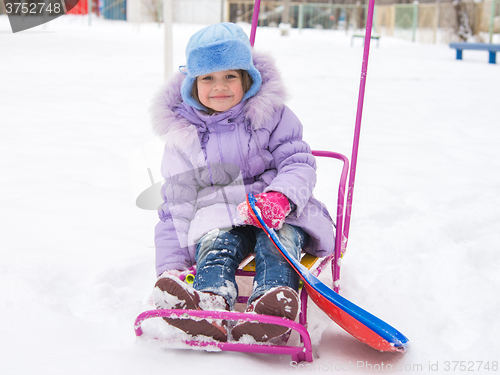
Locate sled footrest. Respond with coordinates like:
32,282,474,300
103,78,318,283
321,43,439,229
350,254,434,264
134,308,314,363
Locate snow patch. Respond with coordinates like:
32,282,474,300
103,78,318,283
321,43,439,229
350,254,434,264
1,17,499,374
151,286,186,309
275,291,292,304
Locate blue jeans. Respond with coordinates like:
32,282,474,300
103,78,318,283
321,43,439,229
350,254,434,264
193,224,308,310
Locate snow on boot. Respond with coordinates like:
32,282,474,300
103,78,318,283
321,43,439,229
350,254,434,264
153,275,228,342
231,286,299,342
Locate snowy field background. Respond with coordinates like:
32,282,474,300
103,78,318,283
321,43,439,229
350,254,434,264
1,15,499,374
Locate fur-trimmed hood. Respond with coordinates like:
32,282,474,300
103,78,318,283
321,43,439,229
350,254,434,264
150,50,287,146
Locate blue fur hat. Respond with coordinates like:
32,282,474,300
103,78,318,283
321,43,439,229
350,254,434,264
181,23,262,111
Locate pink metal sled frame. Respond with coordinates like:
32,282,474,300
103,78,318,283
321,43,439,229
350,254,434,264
135,0,376,363
134,151,349,362
135,309,315,362
134,151,348,363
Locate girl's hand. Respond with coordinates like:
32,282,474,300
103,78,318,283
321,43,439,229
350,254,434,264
237,191,291,230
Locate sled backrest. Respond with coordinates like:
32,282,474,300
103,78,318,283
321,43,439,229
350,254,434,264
311,151,349,293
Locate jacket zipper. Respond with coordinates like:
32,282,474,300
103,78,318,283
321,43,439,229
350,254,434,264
234,122,249,177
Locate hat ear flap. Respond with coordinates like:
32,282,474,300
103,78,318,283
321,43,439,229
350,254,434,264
243,67,262,102
181,76,205,111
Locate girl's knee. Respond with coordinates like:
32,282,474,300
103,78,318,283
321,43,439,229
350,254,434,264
277,224,307,259
196,226,253,264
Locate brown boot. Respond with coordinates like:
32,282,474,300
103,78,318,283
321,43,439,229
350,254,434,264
231,286,299,342
153,275,228,342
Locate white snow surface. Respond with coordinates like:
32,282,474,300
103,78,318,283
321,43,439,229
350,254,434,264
1,15,499,374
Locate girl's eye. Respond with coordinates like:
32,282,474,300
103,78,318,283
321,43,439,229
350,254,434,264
201,76,213,81
226,75,238,79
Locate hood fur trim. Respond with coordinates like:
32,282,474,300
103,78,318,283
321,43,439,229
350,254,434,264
243,50,287,129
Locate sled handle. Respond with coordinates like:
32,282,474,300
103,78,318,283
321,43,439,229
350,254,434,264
250,0,261,47
344,0,376,240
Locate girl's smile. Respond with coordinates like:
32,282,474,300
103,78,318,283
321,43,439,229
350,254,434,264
196,70,244,113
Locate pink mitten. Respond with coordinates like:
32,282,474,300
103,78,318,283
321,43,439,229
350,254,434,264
237,192,291,230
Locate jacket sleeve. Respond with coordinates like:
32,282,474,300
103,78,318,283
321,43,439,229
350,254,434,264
264,105,317,217
154,144,199,277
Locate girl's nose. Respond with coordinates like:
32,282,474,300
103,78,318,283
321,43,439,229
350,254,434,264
213,80,228,90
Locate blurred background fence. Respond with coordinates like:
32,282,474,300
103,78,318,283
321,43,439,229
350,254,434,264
1,0,499,43
225,0,499,43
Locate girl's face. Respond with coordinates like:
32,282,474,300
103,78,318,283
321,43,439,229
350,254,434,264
196,70,244,113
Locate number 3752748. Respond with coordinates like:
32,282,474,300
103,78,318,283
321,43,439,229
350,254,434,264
5,2,63,15
444,361,498,372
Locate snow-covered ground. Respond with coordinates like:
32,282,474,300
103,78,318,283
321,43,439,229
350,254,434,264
1,15,499,374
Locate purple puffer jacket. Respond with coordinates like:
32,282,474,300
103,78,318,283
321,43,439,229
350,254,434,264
150,51,335,277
